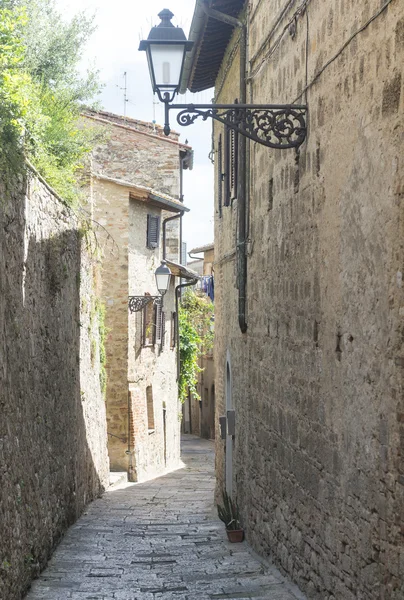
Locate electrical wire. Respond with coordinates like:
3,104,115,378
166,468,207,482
293,0,395,103
247,0,310,83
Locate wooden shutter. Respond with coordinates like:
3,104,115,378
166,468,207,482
155,301,163,345
224,126,230,207
161,312,166,350
147,214,160,249
217,134,223,217
230,128,238,200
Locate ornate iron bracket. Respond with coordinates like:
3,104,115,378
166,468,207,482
128,296,161,313
164,101,307,149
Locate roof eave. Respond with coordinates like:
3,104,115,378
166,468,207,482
165,260,200,281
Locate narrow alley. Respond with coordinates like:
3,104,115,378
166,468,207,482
25,437,305,600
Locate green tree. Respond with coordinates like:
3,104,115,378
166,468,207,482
0,0,101,203
178,290,214,404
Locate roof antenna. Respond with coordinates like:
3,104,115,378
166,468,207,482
116,72,128,122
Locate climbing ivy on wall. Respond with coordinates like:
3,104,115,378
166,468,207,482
0,0,101,204
178,290,214,404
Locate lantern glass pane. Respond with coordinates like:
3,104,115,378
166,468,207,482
149,43,185,90
156,272,171,294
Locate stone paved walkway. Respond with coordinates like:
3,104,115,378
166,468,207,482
25,436,306,600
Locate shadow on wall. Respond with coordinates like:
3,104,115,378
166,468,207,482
0,178,108,600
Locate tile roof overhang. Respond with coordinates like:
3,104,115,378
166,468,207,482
179,0,245,93
189,242,214,254
165,260,200,281
93,173,189,214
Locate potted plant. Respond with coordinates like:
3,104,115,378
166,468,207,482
217,490,244,542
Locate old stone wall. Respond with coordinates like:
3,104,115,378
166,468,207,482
0,171,109,600
214,1,404,599
128,199,181,481
89,113,185,480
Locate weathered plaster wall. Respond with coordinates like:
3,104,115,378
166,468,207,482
0,172,109,600
214,1,404,599
128,199,181,481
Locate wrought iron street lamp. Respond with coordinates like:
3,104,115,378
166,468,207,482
128,262,172,313
139,10,307,149
155,262,172,296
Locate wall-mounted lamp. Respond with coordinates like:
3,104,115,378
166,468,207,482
128,262,172,313
139,10,307,149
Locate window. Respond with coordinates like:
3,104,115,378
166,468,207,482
146,385,155,431
147,214,160,249
142,299,156,347
142,299,165,349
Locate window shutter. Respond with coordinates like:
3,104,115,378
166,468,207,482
230,128,238,200
147,214,160,249
161,312,166,350
218,134,223,217
224,126,230,207
155,301,162,345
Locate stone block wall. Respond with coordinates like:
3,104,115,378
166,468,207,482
0,171,109,600
214,1,404,599
89,113,185,481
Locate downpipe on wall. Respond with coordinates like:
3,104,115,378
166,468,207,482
238,24,248,334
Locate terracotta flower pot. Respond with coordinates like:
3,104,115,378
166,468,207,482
226,528,244,543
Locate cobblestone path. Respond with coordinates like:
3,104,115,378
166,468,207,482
25,436,305,600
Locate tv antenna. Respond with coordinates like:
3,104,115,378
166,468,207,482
116,71,129,121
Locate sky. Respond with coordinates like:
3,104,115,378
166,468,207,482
58,0,215,251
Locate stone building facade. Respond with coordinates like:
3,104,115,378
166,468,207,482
182,1,404,599
83,110,194,482
0,170,109,600
184,244,216,440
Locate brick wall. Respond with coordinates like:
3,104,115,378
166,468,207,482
214,1,404,598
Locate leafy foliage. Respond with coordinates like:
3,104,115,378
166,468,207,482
0,0,101,203
217,491,241,530
178,290,214,404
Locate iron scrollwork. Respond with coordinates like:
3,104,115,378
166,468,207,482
128,296,161,313
170,104,307,149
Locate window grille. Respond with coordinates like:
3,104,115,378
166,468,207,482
147,214,160,249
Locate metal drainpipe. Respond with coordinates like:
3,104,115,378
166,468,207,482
238,24,248,334
200,2,248,333
175,279,199,381
163,213,183,261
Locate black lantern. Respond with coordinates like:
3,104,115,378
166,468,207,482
139,10,307,148
139,9,193,104
155,262,172,296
